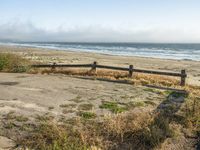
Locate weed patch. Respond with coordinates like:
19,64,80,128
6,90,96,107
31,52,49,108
0,53,31,72
77,111,96,119
99,101,127,113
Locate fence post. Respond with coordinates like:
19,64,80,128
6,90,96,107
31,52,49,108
180,69,186,86
92,61,97,72
129,65,133,77
51,62,56,71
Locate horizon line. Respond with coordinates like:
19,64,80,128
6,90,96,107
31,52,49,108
1,40,200,45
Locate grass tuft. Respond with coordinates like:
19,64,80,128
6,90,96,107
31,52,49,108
99,101,127,113
77,111,96,119
17,121,88,150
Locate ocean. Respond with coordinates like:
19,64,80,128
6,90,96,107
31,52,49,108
1,42,200,61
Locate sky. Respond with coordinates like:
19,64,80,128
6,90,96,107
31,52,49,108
0,0,200,43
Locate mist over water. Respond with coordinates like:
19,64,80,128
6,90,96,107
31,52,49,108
1,42,200,61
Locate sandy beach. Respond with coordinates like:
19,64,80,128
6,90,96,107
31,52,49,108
0,45,200,86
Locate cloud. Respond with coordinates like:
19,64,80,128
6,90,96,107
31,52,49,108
0,22,200,43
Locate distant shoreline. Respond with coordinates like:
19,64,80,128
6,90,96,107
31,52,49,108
0,44,196,62
0,42,200,61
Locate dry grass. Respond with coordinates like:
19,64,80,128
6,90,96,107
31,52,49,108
17,121,87,150
182,85,200,128
14,110,176,150
30,67,182,88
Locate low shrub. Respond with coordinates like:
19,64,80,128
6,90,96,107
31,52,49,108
17,121,87,150
12,111,175,150
0,53,31,72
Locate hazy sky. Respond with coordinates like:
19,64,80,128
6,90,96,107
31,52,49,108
0,0,200,42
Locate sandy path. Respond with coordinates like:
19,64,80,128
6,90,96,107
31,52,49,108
0,73,163,119
0,72,194,149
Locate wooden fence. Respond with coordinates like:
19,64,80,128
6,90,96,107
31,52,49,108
31,61,187,86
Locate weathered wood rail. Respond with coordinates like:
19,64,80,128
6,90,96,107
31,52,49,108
31,61,187,86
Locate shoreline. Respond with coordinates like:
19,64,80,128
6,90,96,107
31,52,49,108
0,44,200,63
0,45,200,86
0,43,200,62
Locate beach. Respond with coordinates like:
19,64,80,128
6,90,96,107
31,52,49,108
0,45,200,86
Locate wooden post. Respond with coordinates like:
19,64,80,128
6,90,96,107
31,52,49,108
92,61,97,72
51,62,56,71
129,65,133,77
180,69,186,86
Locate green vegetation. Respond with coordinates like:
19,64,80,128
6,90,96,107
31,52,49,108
164,90,173,95
0,53,31,72
99,101,127,113
99,101,148,113
164,90,188,98
78,111,96,119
